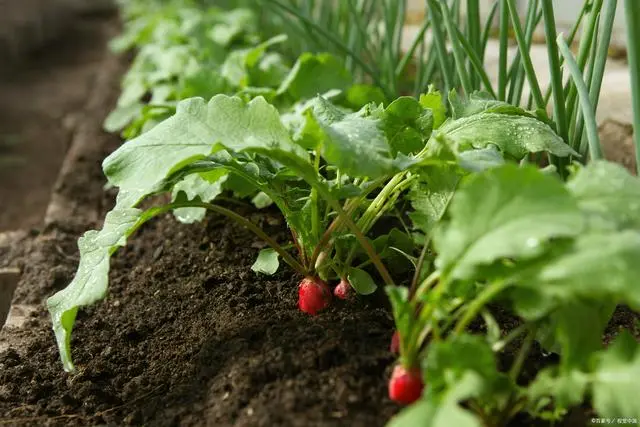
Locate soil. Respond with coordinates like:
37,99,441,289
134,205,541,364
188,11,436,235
1,206,401,427
0,12,639,427
0,10,120,232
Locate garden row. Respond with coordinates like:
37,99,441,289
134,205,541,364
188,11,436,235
47,1,640,425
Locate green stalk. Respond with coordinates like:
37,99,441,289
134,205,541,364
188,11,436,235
624,0,640,174
498,0,509,100
577,11,606,155
323,193,395,287
454,26,498,98
454,280,509,335
508,326,536,381
557,35,603,161
506,0,544,108
541,0,568,143
481,0,501,62
263,0,389,97
345,0,378,73
415,42,438,96
540,0,569,172
426,0,454,94
357,172,408,232
396,18,431,79
439,0,474,96
507,5,543,106
467,0,482,89
542,0,591,105
565,0,604,129
310,151,321,246
394,0,407,69
381,0,399,96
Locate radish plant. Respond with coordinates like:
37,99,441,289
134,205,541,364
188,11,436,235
387,160,640,425
48,82,577,372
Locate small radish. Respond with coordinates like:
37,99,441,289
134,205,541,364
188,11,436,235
298,277,331,315
390,331,400,354
388,364,423,405
333,278,352,300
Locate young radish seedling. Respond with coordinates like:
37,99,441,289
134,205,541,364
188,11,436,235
47,87,436,371
387,161,640,425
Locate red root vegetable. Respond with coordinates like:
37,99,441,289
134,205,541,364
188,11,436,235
390,330,400,354
388,364,424,405
298,277,331,315
333,278,352,300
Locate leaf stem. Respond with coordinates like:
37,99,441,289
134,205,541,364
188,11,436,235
454,280,509,335
508,325,536,382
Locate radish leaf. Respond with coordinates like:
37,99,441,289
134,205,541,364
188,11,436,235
593,331,640,419
347,267,377,295
251,248,280,275
435,113,578,159
434,165,584,281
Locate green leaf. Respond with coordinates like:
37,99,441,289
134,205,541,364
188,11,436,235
434,165,584,280
419,88,446,129
568,160,640,230
457,146,505,172
46,205,174,372
593,331,640,419
251,191,273,209
527,368,589,411
385,286,412,344
344,84,387,109
49,94,311,372
220,34,288,88
436,113,578,160
381,97,433,156
526,231,640,311
310,97,405,179
410,165,461,236
276,53,351,100
537,302,614,370
104,103,143,133
448,90,510,119
347,267,377,295
172,170,227,223
251,248,280,275
208,8,256,47
103,95,306,207
425,334,499,393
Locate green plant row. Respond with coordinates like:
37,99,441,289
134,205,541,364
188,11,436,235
47,1,640,426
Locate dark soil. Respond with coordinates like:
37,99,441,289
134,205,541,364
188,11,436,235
0,11,119,232
1,207,399,426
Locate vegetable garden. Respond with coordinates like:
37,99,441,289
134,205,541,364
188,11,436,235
2,0,640,425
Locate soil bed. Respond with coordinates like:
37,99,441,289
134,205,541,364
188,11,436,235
1,208,399,427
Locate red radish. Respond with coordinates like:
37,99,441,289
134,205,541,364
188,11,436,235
388,364,423,405
333,278,352,300
390,331,400,354
298,277,331,315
